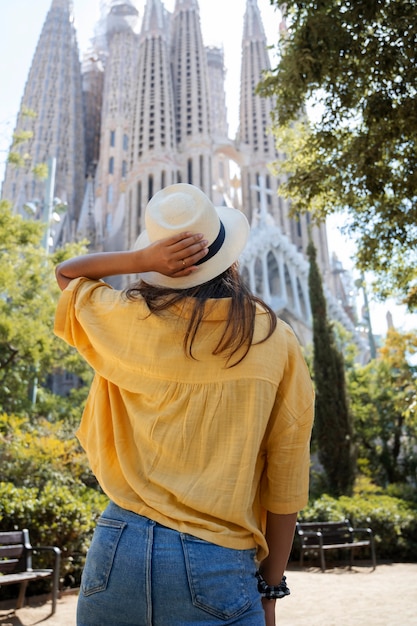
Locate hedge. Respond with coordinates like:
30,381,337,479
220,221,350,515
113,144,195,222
1,485,416,597
295,493,417,563
0,481,108,590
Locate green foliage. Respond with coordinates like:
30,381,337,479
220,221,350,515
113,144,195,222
298,491,417,562
0,200,90,415
0,413,108,589
6,108,47,179
262,1,417,309
0,481,108,588
347,329,417,485
0,203,99,592
11,130,34,146
32,162,49,180
307,239,356,496
0,413,95,489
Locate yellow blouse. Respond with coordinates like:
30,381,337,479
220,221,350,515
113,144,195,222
54,277,314,559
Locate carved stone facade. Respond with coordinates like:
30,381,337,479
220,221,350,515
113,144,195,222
2,0,85,244
1,0,360,347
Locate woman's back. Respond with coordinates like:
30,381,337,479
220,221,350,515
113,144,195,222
54,183,314,626
55,276,313,560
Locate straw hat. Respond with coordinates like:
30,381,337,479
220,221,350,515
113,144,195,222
133,183,250,289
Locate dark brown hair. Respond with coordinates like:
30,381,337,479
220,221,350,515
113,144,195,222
124,264,277,367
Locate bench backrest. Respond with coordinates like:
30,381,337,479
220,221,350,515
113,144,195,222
296,520,352,546
0,530,32,575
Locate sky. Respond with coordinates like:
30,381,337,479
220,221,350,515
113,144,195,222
0,0,282,168
0,0,415,336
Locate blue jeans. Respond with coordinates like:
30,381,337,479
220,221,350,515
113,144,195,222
77,502,265,626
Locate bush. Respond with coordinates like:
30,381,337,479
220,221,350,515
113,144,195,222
0,481,108,590
0,413,96,490
295,493,417,563
0,413,107,595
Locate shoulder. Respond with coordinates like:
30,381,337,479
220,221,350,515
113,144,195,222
64,277,118,303
62,278,147,313
255,305,301,346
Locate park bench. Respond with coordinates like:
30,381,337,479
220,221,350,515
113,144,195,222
0,529,61,615
296,519,376,572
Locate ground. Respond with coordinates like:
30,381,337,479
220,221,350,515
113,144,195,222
1,563,416,625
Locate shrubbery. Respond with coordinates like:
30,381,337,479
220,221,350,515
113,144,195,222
0,481,107,588
0,413,108,591
1,409,416,600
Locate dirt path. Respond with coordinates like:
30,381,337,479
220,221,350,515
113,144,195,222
1,563,416,625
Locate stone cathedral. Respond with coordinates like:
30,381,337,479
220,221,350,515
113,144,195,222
1,0,361,349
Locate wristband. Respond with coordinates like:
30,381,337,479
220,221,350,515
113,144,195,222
255,571,290,600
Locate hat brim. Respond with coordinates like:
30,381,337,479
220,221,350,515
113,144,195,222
133,205,250,289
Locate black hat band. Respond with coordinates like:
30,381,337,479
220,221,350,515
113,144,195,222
195,220,226,266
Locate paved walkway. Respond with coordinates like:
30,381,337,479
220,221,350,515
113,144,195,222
1,563,416,625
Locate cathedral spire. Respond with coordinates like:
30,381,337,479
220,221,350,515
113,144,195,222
238,0,279,226
125,0,177,245
243,0,268,42
107,0,139,37
2,0,85,242
171,0,212,195
50,0,73,9
90,0,139,245
141,0,168,34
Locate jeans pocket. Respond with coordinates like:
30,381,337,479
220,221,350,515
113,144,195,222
81,517,127,597
181,534,254,620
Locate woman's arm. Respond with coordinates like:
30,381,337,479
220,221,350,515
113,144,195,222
260,511,298,626
55,232,208,291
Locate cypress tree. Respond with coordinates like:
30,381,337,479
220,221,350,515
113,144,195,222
307,239,356,496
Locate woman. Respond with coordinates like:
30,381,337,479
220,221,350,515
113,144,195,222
55,183,314,626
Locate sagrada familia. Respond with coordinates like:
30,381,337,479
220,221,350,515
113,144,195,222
1,0,362,351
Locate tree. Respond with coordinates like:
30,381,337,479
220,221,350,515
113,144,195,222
260,1,417,309
308,238,356,496
348,328,417,486
0,199,90,416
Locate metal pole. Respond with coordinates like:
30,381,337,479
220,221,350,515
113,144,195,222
32,157,56,404
42,156,57,252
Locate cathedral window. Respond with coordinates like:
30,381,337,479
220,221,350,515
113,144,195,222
110,130,116,147
148,175,154,201
122,160,127,179
109,157,114,174
123,134,129,151
199,156,204,189
296,214,302,238
137,182,142,222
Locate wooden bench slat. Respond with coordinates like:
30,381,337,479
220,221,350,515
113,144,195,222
0,570,54,585
308,541,373,550
0,531,25,544
0,545,25,559
0,560,22,574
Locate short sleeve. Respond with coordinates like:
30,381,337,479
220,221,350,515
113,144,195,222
54,277,113,349
260,326,314,514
